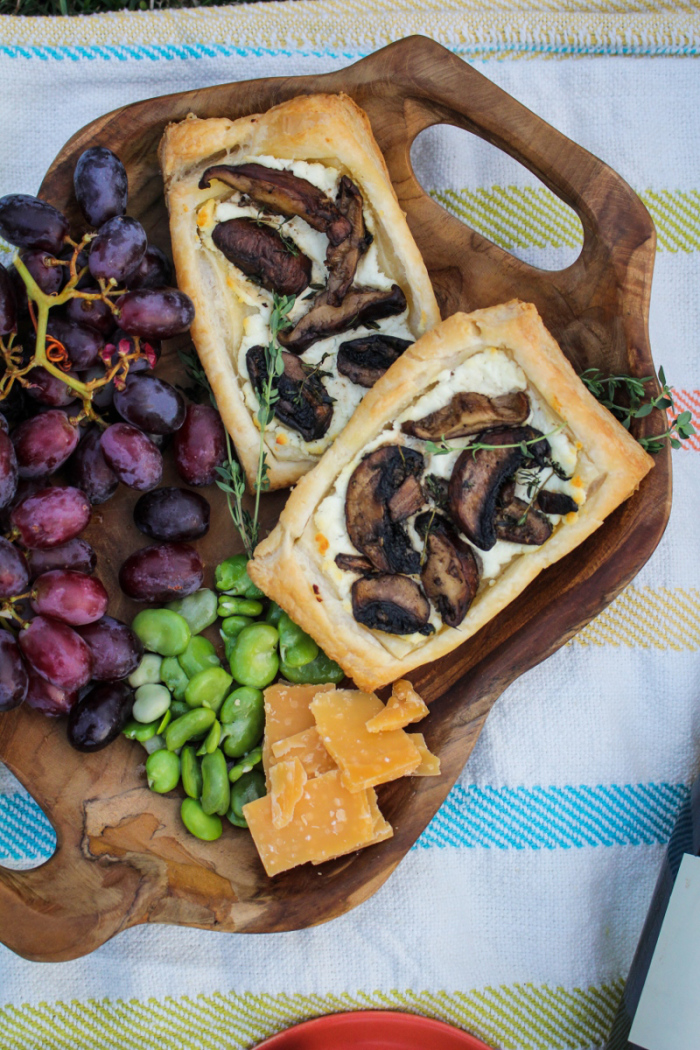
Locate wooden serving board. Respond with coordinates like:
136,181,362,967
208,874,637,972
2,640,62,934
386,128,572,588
0,35,670,962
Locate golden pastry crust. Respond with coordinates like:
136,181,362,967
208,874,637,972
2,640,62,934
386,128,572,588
248,300,654,691
158,94,440,491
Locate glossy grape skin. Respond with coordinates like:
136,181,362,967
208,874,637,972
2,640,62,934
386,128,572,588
68,426,118,505
31,569,108,626
0,537,29,599
113,374,185,435
89,216,147,284
0,428,18,509
67,680,134,752
0,632,28,712
25,367,77,408
12,409,79,479
0,195,69,255
78,616,143,682
47,316,104,371
74,147,128,229
117,288,195,340
65,292,116,336
173,403,226,486
0,263,17,335
125,245,173,290
134,487,210,542
119,542,203,603
24,668,77,717
26,538,96,580
19,614,93,691
20,250,63,296
100,422,163,491
11,486,91,549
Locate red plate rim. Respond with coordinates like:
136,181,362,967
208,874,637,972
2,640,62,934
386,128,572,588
254,1010,494,1049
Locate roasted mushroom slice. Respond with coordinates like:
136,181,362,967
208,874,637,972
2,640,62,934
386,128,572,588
325,176,373,306
448,426,550,551
246,346,333,442
388,474,424,521
335,553,375,575
279,285,407,355
415,512,480,628
337,333,413,388
536,490,579,515
402,391,530,441
494,495,553,545
199,164,352,245
345,444,423,574
352,574,434,636
212,218,312,296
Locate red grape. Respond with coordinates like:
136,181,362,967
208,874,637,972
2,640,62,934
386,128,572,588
12,409,79,479
0,631,28,712
20,250,64,295
26,538,96,579
0,194,68,255
19,614,93,691
74,147,128,229
133,487,210,542
0,537,29,598
24,667,76,717
65,292,116,336
78,616,143,681
69,425,118,505
125,245,173,290
119,542,203,602
47,317,104,371
0,428,18,509
100,422,162,491
113,374,185,435
89,216,147,283
173,403,226,486
67,680,134,752
31,569,108,626
25,367,77,408
0,262,17,335
117,288,194,340
11,486,91,548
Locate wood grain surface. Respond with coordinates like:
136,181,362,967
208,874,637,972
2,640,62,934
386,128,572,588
0,35,670,962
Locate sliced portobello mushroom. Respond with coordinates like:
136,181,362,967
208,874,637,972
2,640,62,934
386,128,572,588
402,391,530,441
536,490,579,515
337,333,413,388
388,474,424,522
246,346,333,442
352,574,434,636
415,511,480,628
279,284,407,355
335,553,375,575
212,217,311,296
345,444,424,574
447,426,550,551
494,495,553,545
325,176,373,306
199,163,352,245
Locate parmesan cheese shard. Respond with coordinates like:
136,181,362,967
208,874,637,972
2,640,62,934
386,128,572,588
408,733,441,776
262,682,335,785
270,726,336,778
310,688,421,793
311,786,392,864
243,769,375,877
270,757,307,829
365,679,429,733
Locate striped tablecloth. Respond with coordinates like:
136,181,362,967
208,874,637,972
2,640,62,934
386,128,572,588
1,3,699,1048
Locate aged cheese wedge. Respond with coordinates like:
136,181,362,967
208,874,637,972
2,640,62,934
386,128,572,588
270,726,337,778
408,733,441,776
365,679,429,733
270,757,307,829
262,681,335,783
243,769,375,876
311,688,421,792
367,788,394,843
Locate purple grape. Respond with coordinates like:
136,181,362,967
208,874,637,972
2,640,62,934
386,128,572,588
11,486,91,549
31,569,108,626
20,250,64,296
0,263,17,335
0,631,28,712
12,409,79,479
47,316,104,371
113,374,185,435
68,426,119,505
67,680,134,752
125,245,173,290
19,614,93,691
25,367,77,407
0,195,69,255
0,380,25,428
89,216,147,284
119,542,203,603
173,403,226,486
0,428,18,509
133,487,210,542
26,538,96,580
78,616,143,682
0,537,29,599
100,422,162,491
24,667,76,717
74,147,128,229
65,292,116,336
117,288,194,340
80,364,115,410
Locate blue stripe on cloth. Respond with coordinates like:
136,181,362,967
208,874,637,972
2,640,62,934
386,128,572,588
0,793,56,864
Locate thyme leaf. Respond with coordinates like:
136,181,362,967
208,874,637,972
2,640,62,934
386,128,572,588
579,366,695,453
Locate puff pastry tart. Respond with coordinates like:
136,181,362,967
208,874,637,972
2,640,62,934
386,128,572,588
248,301,654,691
158,94,440,491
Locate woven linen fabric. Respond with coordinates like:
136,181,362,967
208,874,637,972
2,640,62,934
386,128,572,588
1,3,700,1048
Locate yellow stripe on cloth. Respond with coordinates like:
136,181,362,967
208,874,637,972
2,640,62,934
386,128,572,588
574,586,700,651
0,981,625,1050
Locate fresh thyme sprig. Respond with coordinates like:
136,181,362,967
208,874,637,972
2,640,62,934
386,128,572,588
424,423,568,460
580,366,695,453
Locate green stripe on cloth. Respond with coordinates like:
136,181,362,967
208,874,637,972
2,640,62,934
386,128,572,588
0,981,625,1050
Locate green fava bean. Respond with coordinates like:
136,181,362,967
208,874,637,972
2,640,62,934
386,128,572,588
181,798,222,841
133,683,171,724
277,612,319,669
215,554,264,598
166,707,216,751
196,719,222,756
156,709,171,735
228,769,266,827
228,623,279,689
178,636,220,678
123,718,158,742
281,649,344,685
220,615,253,641
146,749,181,794
228,746,263,783
181,746,203,799
143,733,165,755
167,588,218,635
217,596,263,618
132,609,191,657
185,666,233,712
170,699,189,719
201,748,230,816
161,656,189,701
220,686,265,759
128,653,162,688
265,601,284,627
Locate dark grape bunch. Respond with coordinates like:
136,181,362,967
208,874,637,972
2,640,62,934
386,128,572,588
0,145,228,752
